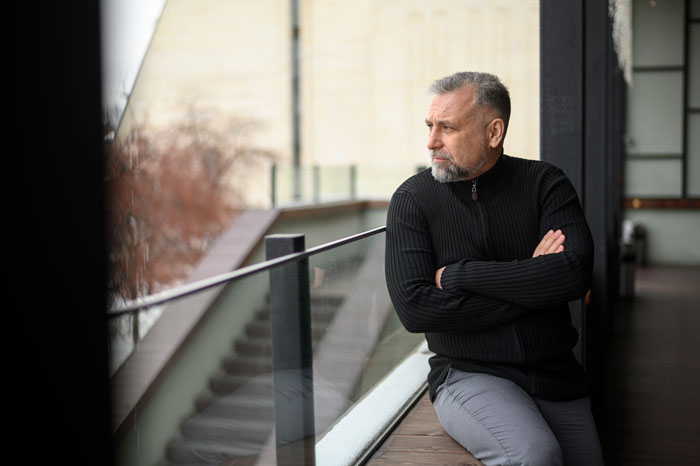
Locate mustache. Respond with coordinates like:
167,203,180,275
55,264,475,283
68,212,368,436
430,150,454,162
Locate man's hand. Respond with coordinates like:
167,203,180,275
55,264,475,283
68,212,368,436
532,229,565,257
435,266,445,289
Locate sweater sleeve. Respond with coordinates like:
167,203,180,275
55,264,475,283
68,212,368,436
439,167,594,309
385,191,527,333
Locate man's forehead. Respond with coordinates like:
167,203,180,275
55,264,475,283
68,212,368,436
426,87,476,121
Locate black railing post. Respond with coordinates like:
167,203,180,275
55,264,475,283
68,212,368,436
265,234,316,465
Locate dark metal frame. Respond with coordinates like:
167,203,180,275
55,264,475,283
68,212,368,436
682,0,690,198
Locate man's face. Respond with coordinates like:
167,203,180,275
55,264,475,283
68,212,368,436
425,86,490,182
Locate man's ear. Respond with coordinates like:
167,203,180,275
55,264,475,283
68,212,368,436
487,118,505,148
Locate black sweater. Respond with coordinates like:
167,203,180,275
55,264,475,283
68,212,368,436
385,154,594,402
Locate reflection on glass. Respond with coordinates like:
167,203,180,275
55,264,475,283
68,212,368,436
272,164,419,206
111,230,415,466
626,71,683,155
113,274,279,466
632,0,685,67
625,159,682,197
692,0,700,19
307,232,424,440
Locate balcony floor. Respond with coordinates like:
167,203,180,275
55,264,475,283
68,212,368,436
595,266,700,466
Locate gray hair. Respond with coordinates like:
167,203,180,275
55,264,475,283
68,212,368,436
429,71,511,133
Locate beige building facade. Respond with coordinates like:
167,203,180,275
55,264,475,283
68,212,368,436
120,0,540,206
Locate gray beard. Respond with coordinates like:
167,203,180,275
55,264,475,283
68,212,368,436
430,150,488,183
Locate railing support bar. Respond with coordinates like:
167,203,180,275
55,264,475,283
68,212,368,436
266,234,316,466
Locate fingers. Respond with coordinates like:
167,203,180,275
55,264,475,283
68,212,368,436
435,266,445,289
532,229,554,257
532,229,566,257
548,232,566,254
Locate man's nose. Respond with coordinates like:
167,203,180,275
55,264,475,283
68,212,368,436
427,129,442,150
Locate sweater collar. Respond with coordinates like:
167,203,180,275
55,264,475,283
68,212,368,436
449,152,511,199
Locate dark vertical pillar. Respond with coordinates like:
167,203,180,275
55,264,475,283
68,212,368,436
540,0,587,366
13,2,110,465
584,0,613,408
541,0,625,410
540,0,584,194
607,35,625,334
266,234,315,466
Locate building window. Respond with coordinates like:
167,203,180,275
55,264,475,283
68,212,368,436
625,0,700,199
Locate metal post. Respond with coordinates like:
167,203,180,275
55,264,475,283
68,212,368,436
349,164,357,199
271,164,277,207
313,165,320,203
291,0,302,201
131,313,140,347
265,234,315,465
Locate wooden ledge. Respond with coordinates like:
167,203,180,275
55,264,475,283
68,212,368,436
365,392,484,465
624,198,700,209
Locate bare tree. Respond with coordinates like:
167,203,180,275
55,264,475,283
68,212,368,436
105,109,274,303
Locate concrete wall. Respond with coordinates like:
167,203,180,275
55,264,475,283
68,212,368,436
119,0,540,207
624,209,700,266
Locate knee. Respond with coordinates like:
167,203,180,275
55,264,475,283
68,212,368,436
508,440,563,466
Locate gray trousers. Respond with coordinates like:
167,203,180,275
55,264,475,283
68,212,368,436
433,368,605,466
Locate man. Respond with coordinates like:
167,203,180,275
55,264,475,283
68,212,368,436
385,72,604,466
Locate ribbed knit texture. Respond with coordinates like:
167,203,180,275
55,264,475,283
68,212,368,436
385,154,594,402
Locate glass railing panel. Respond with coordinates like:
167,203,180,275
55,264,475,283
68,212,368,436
112,227,413,466
317,165,353,201
112,271,279,466
273,165,315,206
356,164,424,199
306,231,424,440
271,163,423,206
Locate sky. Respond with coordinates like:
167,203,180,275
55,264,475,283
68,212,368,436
101,0,167,126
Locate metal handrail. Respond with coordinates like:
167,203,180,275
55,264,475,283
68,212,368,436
108,225,387,318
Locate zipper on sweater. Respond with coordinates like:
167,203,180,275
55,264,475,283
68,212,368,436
473,183,496,260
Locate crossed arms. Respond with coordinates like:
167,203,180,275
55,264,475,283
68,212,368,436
384,169,593,334
435,229,566,288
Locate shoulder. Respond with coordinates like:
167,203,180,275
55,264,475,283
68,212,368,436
390,168,448,205
505,154,559,177
504,154,572,187
393,168,437,195
388,169,448,222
